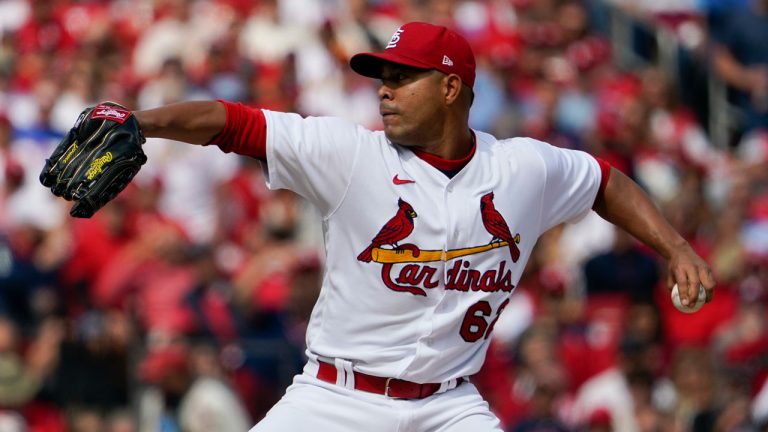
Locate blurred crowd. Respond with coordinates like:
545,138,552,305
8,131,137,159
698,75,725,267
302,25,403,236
0,0,766,431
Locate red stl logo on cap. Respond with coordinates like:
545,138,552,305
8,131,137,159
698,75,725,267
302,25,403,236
350,22,476,88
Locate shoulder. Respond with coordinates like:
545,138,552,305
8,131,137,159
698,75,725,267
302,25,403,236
477,132,553,160
477,133,596,176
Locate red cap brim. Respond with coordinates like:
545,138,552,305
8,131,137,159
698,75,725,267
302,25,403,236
350,52,434,79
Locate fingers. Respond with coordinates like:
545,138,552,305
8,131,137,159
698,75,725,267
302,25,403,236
39,129,78,188
671,266,696,307
39,157,59,188
69,160,143,218
669,255,716,307
699,265,716,303
69,199,96,218
688,273,701,306
56,127,126,201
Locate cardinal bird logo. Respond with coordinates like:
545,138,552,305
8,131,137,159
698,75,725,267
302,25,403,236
357,198,418,262
480,192,521,262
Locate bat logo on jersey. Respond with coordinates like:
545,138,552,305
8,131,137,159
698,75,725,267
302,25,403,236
357,198,418,263
480,192,521,262
358,192,521,297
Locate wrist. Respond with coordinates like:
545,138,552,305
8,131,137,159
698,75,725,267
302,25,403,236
132,110,154,137
660,237,691,260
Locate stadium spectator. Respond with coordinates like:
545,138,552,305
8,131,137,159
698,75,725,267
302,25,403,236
711,0,768,138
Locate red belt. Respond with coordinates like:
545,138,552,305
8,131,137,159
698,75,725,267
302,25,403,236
316,361,463,399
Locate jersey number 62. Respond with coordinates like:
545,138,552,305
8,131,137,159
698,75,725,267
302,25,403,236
459,299,510,342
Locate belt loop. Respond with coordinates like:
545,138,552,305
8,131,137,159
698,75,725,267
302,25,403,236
304,357,320,378
334,358,355,390
343,360,355,390
437,378,458,394
333,358,346,387
446,378,457,391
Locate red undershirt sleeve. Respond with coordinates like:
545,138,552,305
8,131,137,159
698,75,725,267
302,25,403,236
592,156,611,210
206,100,267,159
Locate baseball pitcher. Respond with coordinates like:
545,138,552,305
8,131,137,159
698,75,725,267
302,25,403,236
40,22,715,432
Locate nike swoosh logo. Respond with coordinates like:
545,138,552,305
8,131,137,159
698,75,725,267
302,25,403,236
393,174,415,185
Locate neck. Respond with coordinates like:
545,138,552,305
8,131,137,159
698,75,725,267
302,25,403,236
413,126,474,160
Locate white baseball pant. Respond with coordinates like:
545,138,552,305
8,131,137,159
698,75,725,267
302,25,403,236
249,364,503,432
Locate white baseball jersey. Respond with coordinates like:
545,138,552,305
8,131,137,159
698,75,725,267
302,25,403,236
263,110,602,384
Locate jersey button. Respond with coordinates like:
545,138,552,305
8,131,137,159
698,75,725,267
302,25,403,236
446,185,454,192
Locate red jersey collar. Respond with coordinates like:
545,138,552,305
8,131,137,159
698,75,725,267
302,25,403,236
411,131,476,172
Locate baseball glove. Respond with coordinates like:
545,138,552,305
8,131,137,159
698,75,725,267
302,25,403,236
39,102,147,218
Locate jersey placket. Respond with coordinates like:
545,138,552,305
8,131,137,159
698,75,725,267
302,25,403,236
391,147,460,379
